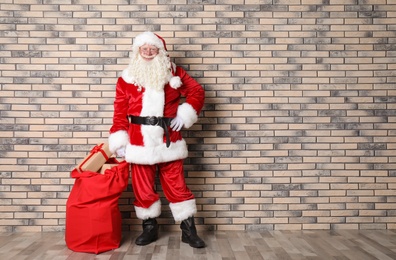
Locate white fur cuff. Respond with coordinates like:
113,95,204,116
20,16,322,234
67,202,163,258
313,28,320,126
169,199,197,222
108,130,129,153
134,200,161,220
177,103,198,129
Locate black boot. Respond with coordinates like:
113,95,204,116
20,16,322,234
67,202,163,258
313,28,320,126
180,216,205,248
135,218,159,246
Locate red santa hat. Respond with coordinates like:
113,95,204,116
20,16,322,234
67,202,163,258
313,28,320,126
132,31,182,89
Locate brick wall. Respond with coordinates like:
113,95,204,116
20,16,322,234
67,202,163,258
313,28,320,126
1,0,395,232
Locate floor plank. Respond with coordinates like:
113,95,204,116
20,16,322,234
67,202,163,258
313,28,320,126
0,230,395,260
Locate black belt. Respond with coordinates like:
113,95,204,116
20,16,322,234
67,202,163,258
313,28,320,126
128,116,173,148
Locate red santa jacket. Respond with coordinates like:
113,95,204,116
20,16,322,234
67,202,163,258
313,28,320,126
108,65,205,165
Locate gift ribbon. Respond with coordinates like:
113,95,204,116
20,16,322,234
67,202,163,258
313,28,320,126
77,143,110,172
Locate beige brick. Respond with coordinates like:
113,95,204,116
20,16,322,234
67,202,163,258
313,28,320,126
303,210,330,217
217,225,245,231
273,198,300,204
303,224,331,229
274,224,302,230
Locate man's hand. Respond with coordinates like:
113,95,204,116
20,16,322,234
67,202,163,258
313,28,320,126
170,116,184,132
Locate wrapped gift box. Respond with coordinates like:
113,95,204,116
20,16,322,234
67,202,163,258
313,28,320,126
99,158,127,174
76,143,112,173
99,164,119,174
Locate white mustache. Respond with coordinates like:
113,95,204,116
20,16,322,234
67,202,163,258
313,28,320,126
140,53,157,59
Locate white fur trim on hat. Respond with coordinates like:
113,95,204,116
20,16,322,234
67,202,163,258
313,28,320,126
169,76,182,89
169,199,197,222
134,200,162,220
133,31,165,50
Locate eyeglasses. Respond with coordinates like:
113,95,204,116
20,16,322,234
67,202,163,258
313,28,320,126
139,47,159,54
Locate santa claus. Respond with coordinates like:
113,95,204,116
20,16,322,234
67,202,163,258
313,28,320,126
108,31,205,248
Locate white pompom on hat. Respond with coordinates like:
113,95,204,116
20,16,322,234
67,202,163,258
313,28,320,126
132,31,182,89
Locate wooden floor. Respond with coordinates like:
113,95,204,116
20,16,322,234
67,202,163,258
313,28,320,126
0,230,396,260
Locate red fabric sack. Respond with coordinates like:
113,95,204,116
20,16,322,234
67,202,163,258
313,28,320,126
65,159,129,254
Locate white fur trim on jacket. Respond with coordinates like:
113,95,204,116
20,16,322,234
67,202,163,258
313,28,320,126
124,139,188,165
177,103,198,129
108,130,129,153
135,200,161,220
169,199,197,222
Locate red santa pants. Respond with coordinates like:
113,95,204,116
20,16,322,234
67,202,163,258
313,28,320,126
131,159,195,220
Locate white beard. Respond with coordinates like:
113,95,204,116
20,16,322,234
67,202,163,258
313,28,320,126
126,51,171,91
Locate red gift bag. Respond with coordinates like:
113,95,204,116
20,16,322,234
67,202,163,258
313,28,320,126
65,159,129,254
